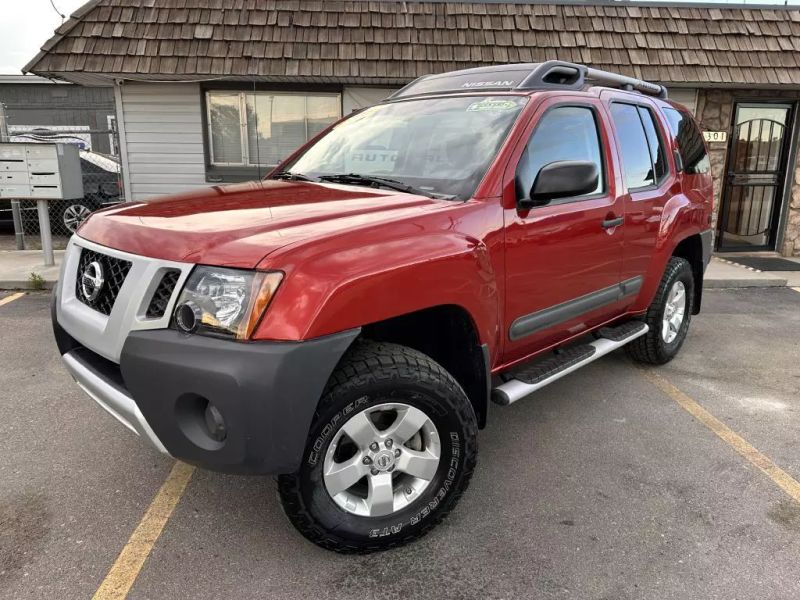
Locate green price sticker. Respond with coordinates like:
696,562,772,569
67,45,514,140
466,99,519,112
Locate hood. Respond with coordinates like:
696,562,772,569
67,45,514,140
77,180,445,268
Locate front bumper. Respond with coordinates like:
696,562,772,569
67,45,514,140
53,298,359,474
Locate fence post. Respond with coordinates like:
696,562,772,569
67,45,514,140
36,199,55,267
0,102,8,141
11,200,25,250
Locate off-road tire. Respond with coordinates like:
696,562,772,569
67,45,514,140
626,256,694,365
278,340,478,553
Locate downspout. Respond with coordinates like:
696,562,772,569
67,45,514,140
0,102,9,141
113,79,134,202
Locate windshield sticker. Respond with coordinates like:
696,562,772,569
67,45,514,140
345,149,399,173
466,99,519,113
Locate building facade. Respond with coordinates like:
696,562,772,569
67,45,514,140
23,0,800,255
0,75,116,155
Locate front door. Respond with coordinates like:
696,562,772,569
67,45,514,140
718,103,794,251
502,98,625,364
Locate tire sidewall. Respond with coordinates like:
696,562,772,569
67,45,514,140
297,380,474,545
657,260,694,357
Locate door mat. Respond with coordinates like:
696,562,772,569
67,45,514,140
728,256,800,271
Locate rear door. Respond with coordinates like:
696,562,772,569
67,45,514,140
501,96,627,364
601,93,675,284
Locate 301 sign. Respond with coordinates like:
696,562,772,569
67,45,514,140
703,131,728,143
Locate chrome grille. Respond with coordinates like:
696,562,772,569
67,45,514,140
75,248,132,315
146,270,181,319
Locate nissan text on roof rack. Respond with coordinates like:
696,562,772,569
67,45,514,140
52,61,713,552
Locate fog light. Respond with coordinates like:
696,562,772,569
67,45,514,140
204,402,227,442
175,301,202,333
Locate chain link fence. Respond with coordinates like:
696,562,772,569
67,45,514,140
6,128,125,250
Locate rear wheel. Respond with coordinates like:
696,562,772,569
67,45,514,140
626,256,694,365
278,340,478,553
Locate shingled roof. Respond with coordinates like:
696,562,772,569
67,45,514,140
24,0,800,88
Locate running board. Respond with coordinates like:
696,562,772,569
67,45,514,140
492,321,649,406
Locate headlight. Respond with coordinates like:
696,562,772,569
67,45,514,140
172,267,283,340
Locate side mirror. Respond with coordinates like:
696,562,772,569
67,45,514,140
519,160,599,209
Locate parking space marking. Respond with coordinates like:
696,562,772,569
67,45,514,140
792,287,800,294
93,461,195,600
0,292,25,307
644,370,800,505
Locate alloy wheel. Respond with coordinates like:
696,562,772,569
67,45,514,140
63,204,92,233
322,402,441,517
662,280,686,343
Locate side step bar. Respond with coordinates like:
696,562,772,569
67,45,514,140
492,321,649,406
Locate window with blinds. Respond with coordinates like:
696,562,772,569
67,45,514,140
206,91,341,167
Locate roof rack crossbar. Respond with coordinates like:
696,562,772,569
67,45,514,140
516,60,667,99
585,66,668,99
517,60,585,91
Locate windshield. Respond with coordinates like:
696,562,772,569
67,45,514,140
284,95,527,199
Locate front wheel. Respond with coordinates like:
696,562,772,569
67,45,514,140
278,340,478,553
626,256,694,365
57,200,95,234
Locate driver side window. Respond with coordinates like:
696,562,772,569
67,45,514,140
516,106,605,201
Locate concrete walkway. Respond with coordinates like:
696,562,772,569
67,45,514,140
0,250,63,290
0,248,797,291
703,256,792,288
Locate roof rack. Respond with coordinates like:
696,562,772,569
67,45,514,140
388,61,668,100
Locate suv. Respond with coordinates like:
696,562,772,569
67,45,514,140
51,62,713,553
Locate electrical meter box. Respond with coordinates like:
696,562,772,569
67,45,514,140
0,143,84,200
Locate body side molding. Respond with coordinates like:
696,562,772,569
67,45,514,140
509,276,643,341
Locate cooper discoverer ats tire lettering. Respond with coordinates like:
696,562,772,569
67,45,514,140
278,340,478,553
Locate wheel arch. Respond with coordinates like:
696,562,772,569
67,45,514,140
357,304,490,428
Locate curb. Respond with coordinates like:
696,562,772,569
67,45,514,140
704,278,788,289
0,280,56,291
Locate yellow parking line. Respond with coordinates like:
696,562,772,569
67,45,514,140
0,292,25,307
93,461,195,600
643,370,800,504
792,287,800,294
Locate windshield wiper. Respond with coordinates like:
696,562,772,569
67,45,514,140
271,170,319,182
318,173,439,199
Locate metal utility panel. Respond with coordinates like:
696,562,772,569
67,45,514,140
0,142,84,200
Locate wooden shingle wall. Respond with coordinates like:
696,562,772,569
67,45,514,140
27,1,800,86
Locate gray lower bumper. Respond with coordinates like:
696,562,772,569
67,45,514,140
54,294,360,474
61,350,169,455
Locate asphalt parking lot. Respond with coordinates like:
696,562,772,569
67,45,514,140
1,288,799,599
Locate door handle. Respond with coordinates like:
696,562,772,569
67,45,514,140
601,216,624,229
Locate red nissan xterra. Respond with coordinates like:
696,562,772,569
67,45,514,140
52,61,713,552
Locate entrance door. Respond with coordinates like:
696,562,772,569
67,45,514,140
718,103,794,251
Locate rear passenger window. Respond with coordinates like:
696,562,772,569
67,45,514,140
637,106,668,182
663,107,711,175
517,106,604,201
610,103,656,189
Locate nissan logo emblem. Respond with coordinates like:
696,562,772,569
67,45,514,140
81,261,105,302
